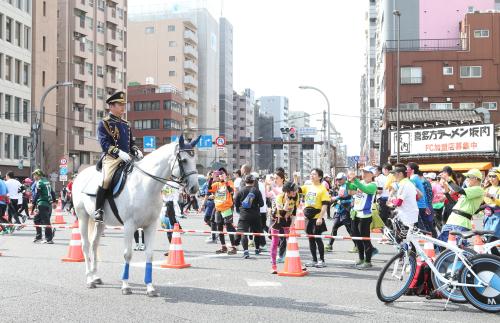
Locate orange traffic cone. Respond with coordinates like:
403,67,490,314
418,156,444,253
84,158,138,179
161,224,191,269
424,235,436,260
447,232,457,246
278,228,308,277
473,234,485,254
62,221,85,262
52,199,66,225
294,209,305,231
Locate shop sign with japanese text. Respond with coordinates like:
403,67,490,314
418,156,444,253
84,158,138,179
390,124,495,155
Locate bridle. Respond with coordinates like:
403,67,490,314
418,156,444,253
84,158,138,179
133,146,197,187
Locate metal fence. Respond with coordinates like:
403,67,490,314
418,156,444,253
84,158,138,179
384,38,467,52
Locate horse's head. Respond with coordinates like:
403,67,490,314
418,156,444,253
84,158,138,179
173,135,200,194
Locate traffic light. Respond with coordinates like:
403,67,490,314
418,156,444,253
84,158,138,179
302,137,314,150
289,127,296,140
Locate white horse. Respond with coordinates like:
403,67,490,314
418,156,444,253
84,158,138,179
72,135,199,296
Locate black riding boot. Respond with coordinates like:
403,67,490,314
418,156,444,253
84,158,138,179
94,186,106,223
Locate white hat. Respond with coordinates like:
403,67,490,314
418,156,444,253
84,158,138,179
361,166,376,174
424,172,436,180
336,172,347,180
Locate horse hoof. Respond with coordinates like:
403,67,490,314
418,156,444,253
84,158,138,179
87,282,97,289
122,288,132,295
147,290,159,297
92,278,103,285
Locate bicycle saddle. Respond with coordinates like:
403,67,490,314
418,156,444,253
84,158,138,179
449,230,495,239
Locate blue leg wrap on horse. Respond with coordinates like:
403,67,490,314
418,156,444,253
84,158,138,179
145,262,153,284
122,263,130,280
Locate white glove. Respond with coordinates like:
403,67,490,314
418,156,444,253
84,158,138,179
134,149,144,160
117,150,131,162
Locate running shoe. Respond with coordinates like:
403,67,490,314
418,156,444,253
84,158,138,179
315,260,326,268
277,256,285,263
205,237,217,244
371,248,379,257
357,261,373,270
164,251,169,256
43,240,54,244
255,248,261,255
304,261,318,267
271,265,278,274
348,246,359,253
133,243,140,251
324,245,333,252
139,244,145,251
215,247,228,254
243,251,250,259
227,247,237,255
354,259,364,268
33,238,43,243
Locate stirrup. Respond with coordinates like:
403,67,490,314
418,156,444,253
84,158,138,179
94,209,104,223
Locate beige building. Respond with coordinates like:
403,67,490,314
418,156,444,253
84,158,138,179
32,0,58,176
0,0,32,177
232,90,254,171
127,18,198,130
56,0,127,172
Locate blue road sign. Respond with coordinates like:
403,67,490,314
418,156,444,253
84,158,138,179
59,167,68,175
352,155,360,162
143,136,156,152
171,135,212,149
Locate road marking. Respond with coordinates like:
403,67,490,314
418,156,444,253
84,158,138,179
245,279,282,287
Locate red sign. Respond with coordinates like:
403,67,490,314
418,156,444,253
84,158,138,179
60,157,68,165
215,136,226,147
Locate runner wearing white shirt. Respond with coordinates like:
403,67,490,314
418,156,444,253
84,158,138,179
5,171,23,225
390,164,418,227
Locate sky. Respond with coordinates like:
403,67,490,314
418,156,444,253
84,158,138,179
129,0,368,155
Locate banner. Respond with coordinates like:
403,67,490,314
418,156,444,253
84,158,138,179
390,124,495,155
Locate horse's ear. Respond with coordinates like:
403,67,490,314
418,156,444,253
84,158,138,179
190,135,201,148
179,134,185,148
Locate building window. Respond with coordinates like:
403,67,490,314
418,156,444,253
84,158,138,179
97,65,103,77
97,88,104,100
169,41,176,47
15,21,21,47
4,134,11,159
5,95,11,119
86,16,93,30
42,36,46,51
134,119,160,130
430,103,452,110
42,71,45,86
400,67,422,84
482,102,497,110
97,0,105,11
24,26,30,49
117,8,124,19
169,70,175,76
168,25,175,32
474,30,489,38
97,21,105,33
14,97,20,121
15,59,21,84
86,39,93,52
13,135,20,159
6,17,12,43
5,56,12,81
459,102,475,109
133,101,160,111
0,15,3,40
169,56,175,62
86,85,93,97
86,62,93,75
163,119,181,130
400,103,419,110
97,44,104,55
460,66,481,78
22,99,28,122
145,26,155,34
22,137,27,158
43,1,46,16
163,100,182,114
443,66,453,75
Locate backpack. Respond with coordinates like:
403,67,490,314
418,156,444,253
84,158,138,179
405,260,440,298
241,188,257,209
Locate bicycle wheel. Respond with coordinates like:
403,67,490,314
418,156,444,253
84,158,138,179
459,254,500,313
376,251,417,303
431,248,477,303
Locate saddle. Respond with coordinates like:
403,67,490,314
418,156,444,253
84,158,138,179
91,157,133,198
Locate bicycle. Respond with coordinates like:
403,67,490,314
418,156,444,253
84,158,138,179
376,220,500,313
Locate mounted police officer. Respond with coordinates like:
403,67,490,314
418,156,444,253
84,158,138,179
94,91,143,223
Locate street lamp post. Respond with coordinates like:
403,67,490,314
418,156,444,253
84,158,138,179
393,10,401,163
31,81,73,174
299,86,331,174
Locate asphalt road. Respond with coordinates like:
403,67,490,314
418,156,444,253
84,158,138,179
0,213,498,322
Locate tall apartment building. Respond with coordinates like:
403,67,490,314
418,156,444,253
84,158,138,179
288,111,312,177
32,0,58,176
128,8,219,172
56,0,128,171
232,89,254,170
260,96,289,174
254,105,273,173
0,0,32,177
360,0,380,165
218,17,233,165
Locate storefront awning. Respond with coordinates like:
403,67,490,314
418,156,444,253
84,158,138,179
419,162,493,172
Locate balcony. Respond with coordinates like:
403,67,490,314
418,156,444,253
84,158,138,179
184,90,197,102
75,0,90,12
184,29,197,44
384,38,467,52
107,7,119,25
74,16,87,35
74,65,88,82
106,50,119,68
183,60,198,73
187,105,198,117
184,75,198,88
184,45,198,59
106,73,119,90
74,88,86,105
74,40,89,59
106,28,120,47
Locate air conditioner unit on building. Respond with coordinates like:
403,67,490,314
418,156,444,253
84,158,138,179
446,98,451,102
448,84,455,90
423,97,429,102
